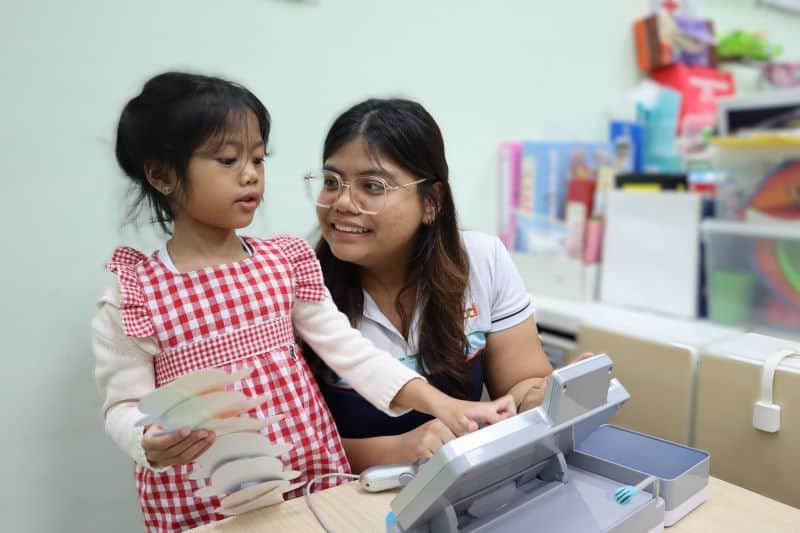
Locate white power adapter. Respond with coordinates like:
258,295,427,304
752,401,781,433
752,348,799,433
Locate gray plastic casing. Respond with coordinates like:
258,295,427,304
389,354,670,533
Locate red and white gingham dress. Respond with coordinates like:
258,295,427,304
107,235,350,533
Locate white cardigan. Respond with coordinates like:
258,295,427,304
92,286,420,470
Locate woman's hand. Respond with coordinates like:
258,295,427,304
142,424,216,468
515,353,595,411
434,395,516,435
517,376,551,412
398,419,457,460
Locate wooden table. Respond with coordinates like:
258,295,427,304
191,476,800,532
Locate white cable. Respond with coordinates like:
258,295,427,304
753,347,800,432
760,348,799,404
304,472,360,533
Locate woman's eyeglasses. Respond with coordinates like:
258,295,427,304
304,170,428,215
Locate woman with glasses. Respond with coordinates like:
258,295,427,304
302,98,553,473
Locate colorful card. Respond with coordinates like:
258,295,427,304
202,414,283,437
217,481,305,516
190,433,293,480
155,391,264,432
137,368,252,426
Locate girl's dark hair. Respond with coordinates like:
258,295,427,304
115,71,270,233
308,98,472,398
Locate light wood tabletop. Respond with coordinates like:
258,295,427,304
190,476,800,532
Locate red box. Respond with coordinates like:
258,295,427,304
651,63,735,132
566,178,596,220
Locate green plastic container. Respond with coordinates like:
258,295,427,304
709,268,757,325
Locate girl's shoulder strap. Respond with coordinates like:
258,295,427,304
104,246,155,338
250,234,326,302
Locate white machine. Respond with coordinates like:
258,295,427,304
373,354,709,533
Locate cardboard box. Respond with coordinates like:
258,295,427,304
651,63,735,132
610,121,644,173
634,14,675,72
634,13,716,72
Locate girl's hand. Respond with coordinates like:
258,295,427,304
398,419,457,460
435,395,516,436
142,424,216,468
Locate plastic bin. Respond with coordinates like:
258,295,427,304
574,424,709,527
709,136,800,221
702,220,800,336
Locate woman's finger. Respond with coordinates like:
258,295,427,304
432,420,457,443
494,395,517,415
478,398,515,425
520,386,547,411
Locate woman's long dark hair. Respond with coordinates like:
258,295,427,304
307,98,472,398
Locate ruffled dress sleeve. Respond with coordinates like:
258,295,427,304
105,246,155,337
270,235,327,302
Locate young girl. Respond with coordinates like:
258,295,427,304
92,72,514,532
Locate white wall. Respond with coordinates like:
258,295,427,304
1,1,798,531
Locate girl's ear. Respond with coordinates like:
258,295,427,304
144,160,178,196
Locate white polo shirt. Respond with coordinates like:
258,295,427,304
319,230,535,437
338,230,534,377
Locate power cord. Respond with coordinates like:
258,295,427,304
304,473,360,533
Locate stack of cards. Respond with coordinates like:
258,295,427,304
192,433,301,516
137,368,265,434
136,367,299,515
